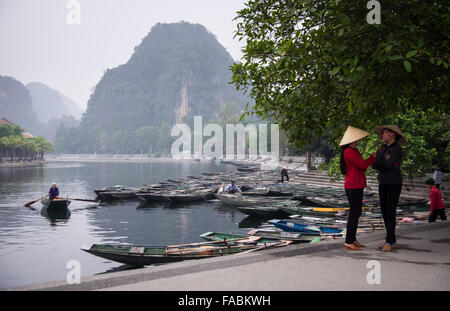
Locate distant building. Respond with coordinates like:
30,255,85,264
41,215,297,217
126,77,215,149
23,132,34,138
0,117,35,138
0,117,18,127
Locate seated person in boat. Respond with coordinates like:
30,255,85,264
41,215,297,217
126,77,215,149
224,180,242,194
48,182,60,200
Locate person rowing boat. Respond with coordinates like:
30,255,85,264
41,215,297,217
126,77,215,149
48,182,60,200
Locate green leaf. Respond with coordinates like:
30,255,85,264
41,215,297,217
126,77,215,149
387,33,393,43
347,102,353,113
330,67,340,76
417,37,424,47
406,50,418,58
389,55,403,61
384,45,392,52
403,60,412,72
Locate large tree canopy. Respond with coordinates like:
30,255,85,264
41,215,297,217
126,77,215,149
231,0,449,147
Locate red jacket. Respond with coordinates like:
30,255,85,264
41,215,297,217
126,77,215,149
344,147,376,189
430,187,445,212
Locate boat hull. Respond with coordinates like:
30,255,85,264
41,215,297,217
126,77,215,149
215,193,291,207
82,243,255,267
269,219,342,235
40,198,71,219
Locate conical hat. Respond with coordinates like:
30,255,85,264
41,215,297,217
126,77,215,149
375,125,406,145
339,126,370,146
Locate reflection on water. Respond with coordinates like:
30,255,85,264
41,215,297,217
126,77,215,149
0,160,258,288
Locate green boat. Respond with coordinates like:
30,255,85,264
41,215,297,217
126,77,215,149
237,200,300,217
82,241,257,267
200,231,317,244
215,192,292,207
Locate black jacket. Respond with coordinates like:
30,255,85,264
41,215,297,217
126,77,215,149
371,142,403,184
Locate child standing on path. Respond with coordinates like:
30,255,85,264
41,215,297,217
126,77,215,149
426,178,446,222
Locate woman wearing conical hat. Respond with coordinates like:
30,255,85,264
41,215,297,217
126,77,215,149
371,125,405,252
339,126,376,250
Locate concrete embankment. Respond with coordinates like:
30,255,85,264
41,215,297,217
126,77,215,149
7,221,449,291
0,160,46,168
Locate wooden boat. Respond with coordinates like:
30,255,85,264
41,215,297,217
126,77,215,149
247,229,321,243
215,192,292,207
136,191,171,203
312,206,375,212
306,197,350,208
136,187,218,203
200,231,316,244
268,219,342,235
94,186,137,201
105,190,138,200
237,200,299,217
168,187,218,202
279,204,339,217
40,198,71,219
236,165,259,172
242,187,271,196
237,205,286,217
82,240,258,267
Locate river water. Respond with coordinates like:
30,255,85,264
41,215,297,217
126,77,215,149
0,160,262,288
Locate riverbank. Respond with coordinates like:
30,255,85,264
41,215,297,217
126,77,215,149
46,154,317,170
0,160,46,168
47,154,209,163
7,221,449,291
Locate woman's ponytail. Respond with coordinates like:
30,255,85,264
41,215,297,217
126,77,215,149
340,145,349,175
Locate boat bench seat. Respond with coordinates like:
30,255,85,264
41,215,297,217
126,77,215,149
129,247,145,254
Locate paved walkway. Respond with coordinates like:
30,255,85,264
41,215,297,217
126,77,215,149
9,221,450,291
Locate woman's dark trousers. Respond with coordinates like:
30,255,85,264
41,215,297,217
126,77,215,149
345,188,363,244
428,209,447,222
379,184,402,245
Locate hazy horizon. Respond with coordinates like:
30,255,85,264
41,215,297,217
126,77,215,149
0,0,246,111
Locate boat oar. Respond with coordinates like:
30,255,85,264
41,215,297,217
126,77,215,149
24,194,48,207
68,198,99,203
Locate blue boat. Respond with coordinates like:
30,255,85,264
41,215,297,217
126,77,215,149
268,219,342,235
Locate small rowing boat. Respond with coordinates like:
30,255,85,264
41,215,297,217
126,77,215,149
268,219,343,235
94,185,137,201
215,192,291,207
200,230,319,244
136,187,218,203
82,240,257,267
40,197,71,219
237,200,299,217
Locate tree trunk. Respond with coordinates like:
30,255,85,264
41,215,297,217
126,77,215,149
306,151,312,172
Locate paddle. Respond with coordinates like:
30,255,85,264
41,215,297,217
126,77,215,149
68,198,99,203
24,194,48,207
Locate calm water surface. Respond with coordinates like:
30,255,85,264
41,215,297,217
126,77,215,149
0,160,261,288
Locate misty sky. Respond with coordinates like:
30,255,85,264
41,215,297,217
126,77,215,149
0,0,246,111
